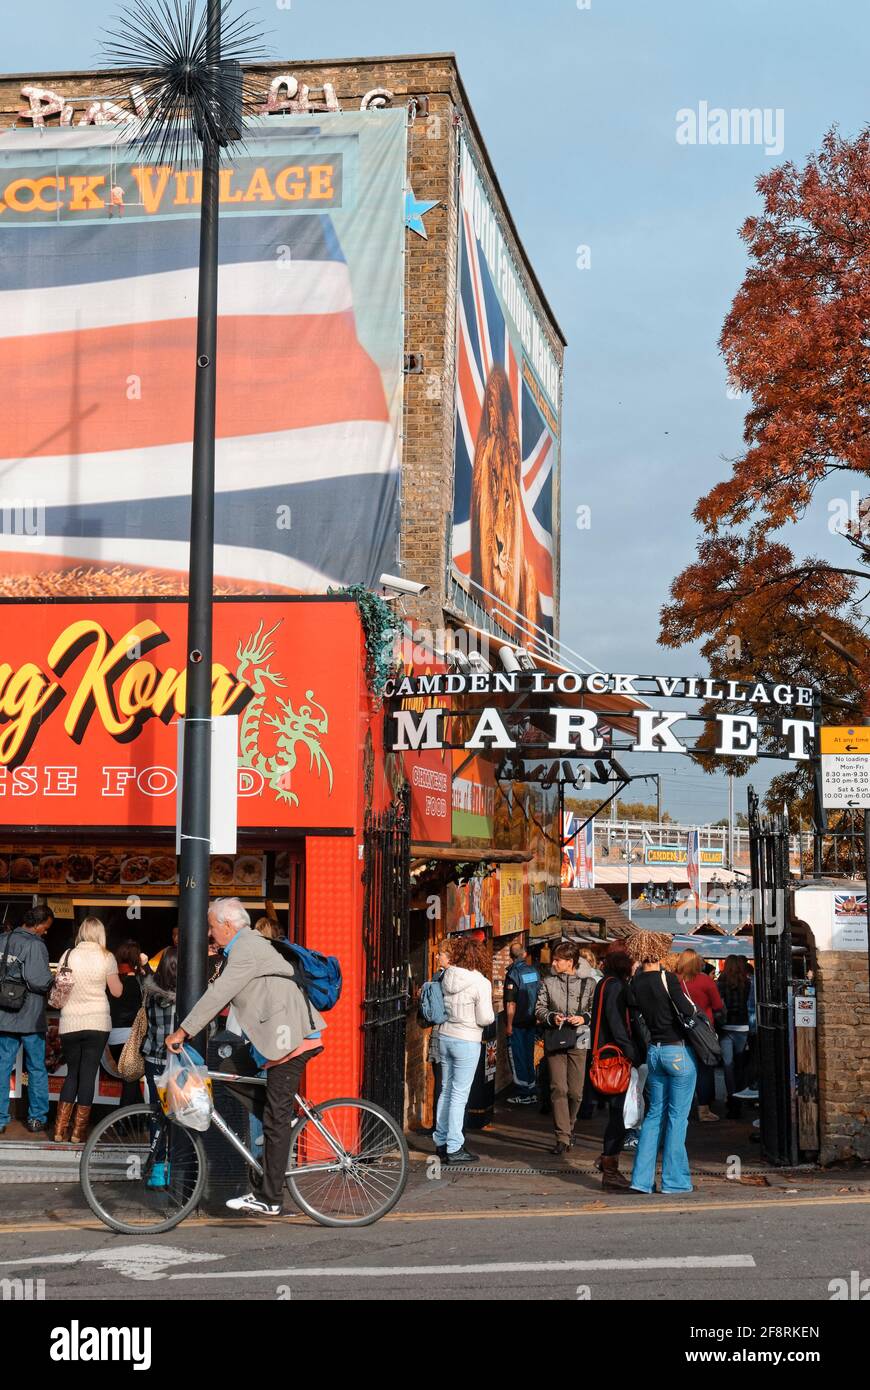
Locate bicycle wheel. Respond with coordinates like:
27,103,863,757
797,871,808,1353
80,1103,206,1235
285,1098,409,1227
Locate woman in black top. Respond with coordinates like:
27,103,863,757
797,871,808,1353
588,949,640,1190
108,939,145,1107
628,958,698,1195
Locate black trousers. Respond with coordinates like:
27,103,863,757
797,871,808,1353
602,1088,627,1157
256,1054,307,1206
60,1029,109,1104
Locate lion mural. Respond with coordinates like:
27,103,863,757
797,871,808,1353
469,365,541,638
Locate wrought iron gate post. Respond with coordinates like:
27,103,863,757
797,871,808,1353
748,787,798,1166
361,786,411,1124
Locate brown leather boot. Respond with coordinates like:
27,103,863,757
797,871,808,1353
53,1101,74,1143
70,1105,92,1144
601,1154,630,1190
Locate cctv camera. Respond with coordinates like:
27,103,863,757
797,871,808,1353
514,648,536,671
467,651,492,674
498,645,521,673
378,573,430,596
447,649,471,673
609,757,631,783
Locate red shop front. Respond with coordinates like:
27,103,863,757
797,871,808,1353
0,594,391,1106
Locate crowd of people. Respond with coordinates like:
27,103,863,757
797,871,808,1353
0,904,291,1155
425,935,759,1195
2,898,760,1205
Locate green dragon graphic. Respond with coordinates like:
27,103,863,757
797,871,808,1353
236,620,334,807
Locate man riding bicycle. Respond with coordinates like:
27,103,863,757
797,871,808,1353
165,897,325,1217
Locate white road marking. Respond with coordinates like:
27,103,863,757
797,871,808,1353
0,1244,224,1281
170,1254,756,1281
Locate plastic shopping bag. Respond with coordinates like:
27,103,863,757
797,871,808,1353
156,1045,213,1132
623,1064,647,1130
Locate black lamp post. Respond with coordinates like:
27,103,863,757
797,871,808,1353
103,0,267,1021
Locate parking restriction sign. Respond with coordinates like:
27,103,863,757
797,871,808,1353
820,726,870,809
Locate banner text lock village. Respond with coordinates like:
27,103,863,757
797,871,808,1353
386,670,818,761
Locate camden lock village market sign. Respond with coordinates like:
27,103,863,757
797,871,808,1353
385,671,817,761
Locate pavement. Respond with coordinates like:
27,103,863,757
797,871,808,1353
0,1095,868,1303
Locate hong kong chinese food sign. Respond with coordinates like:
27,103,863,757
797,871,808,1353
0,599,360,830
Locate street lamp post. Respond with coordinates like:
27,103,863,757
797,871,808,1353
102,0,267,1023
176,0,221,1026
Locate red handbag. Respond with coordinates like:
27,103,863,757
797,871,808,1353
588,977,632,1095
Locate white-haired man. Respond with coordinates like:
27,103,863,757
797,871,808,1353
165,897,325,1217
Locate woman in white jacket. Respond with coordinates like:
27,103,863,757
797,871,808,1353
432,935,495,1164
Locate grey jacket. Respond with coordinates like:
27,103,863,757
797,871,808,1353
535,963,596,1050
0,928,54,1034
179,927,325,1061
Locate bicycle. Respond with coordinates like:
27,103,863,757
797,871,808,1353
79,1066,409,1235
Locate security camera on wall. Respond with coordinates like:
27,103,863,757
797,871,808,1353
378,573,430,596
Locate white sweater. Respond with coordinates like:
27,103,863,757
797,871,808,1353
58,943,118,1035
438,966,495,1043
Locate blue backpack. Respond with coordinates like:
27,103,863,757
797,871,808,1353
272,940,342,1013
418,976,448,1026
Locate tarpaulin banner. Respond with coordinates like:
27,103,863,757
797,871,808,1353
451,135,560,639
0,112,406,596
0,597,362,830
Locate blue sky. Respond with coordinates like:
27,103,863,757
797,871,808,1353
6,0,867,823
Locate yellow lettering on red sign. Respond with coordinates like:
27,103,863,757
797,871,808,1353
0,662,60,763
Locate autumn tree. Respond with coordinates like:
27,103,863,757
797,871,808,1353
661,127,870,813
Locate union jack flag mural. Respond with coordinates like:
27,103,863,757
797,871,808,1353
0,114,405,598
451,138,560,640
687,828,702,907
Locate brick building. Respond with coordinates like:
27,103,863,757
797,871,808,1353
0,54,567,1129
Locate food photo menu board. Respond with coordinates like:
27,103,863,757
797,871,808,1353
0,846,266,897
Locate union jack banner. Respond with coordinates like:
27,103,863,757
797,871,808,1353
0,115,405,597
451,139,558,639
687,829,702,907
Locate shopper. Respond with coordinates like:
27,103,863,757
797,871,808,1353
165,897,326,1217
719,956,755,1115
504,939,540,1105
108,940,146,1107
253,916,284,941
535,943,595,1156
54,917,122,1143
148,925,179,971
432,934,494,1165
140,944,178,1189
578,947,603,982
0,905,54,1136
629,957,697,1194
588,948,639,1186
676,947,723,1123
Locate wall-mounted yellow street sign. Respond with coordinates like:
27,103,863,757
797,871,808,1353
820,726,870,809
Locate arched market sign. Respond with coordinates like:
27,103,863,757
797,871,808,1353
385,670,817,761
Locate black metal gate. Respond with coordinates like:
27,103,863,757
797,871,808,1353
361,787,411,1124
747,787,797,1166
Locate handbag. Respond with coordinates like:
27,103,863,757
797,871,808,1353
117,1005,147,1081
48,949,74,1009
543,972,578,1055
0,931,26,1013
659,969,722,1066
588,977,632,1094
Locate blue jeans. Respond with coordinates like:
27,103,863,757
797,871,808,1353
720,1029,749,1096
432,1034,480,1155
631,1043,696,1194
0,1032,48,1126
507,1027,537,1093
